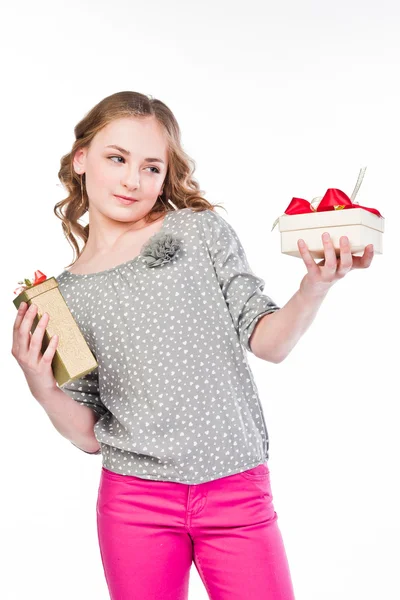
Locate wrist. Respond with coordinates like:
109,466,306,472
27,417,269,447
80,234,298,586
298,284,331,303
34,384,62,407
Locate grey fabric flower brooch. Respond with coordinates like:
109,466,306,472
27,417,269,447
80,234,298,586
141,231,182,268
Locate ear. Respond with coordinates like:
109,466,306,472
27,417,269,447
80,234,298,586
73,147,87,175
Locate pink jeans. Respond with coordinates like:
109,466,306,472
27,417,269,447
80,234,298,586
96,462,296,599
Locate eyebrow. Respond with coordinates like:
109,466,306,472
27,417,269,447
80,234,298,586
105,144,165,164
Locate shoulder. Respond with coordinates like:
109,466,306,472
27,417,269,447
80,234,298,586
54,271,68,286
181,208,235,248
191,208,242,249
180,207,227,222
173,207,229,234
185,207,233,236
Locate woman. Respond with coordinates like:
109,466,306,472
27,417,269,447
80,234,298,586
12,90,374,599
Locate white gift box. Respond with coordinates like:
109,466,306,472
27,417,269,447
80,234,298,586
277,207,384,259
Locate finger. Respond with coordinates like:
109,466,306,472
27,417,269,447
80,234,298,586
352,244,375,269
41,333,59,365
12,301,29,352
297,239,320,276
17,303,39,356
29,311,49,363
321,232,338,272
336,236,353,277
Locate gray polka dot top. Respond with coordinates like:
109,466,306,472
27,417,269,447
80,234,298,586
55,207,280,484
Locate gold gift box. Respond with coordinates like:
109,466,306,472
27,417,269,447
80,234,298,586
13,277,98,387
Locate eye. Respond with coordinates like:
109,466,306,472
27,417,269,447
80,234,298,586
108,156,160,173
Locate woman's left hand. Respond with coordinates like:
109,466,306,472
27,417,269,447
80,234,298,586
298,232,375,298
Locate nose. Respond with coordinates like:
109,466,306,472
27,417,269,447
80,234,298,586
120,165,141,190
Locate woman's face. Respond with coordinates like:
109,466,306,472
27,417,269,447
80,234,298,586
73,116,169,224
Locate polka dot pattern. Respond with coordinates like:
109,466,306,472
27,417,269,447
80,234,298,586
55,208,280,484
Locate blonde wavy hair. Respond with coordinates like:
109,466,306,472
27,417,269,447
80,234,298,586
54,91,226,269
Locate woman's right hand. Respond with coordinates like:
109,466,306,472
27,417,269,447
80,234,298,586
11,301,60,400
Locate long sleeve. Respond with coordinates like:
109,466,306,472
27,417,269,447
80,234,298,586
199,209,281,353
60,368,108,455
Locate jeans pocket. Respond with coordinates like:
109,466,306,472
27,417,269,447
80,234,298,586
237,461,270,480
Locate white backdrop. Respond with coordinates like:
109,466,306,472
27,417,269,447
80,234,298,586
1,1,398,598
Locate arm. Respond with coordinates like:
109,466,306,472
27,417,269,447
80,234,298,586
249,288,328,363
57,368,108,454
36,386,102,454
251,231,375,362
199,209,281,354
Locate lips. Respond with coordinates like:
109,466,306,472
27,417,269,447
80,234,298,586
115,195,138,201
114,194,138,204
